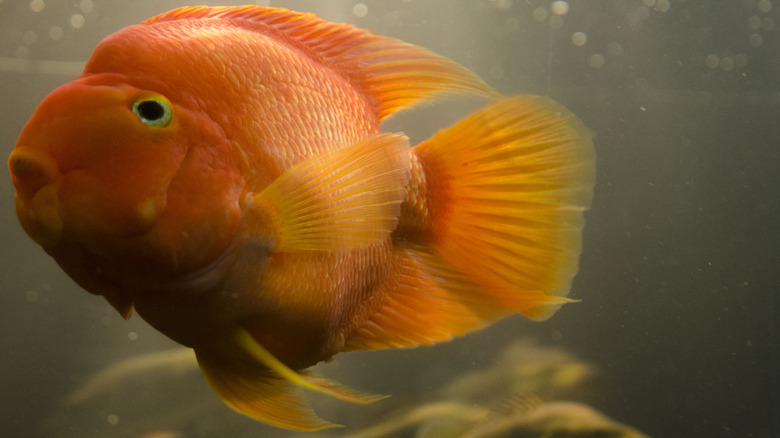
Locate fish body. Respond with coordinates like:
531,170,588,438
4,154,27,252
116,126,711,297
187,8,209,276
8,6,595,430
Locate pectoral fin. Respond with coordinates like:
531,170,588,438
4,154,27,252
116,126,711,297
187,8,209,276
244,134,410,252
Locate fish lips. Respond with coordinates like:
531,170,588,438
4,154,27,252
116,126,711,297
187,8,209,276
9,147,64,248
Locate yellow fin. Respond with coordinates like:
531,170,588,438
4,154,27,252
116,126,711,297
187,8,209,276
233,329,386,405
194,348,337,431
144,6,499,119
345,245,572,351
246,134,410,252
414,96,595,320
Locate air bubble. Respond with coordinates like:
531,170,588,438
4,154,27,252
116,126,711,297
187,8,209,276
49,26,63,41
705,54,720,69
625,12,640,26
79,0,93,13
551,1,569,15
572,32,587,46
720,57,734,71
30,0,44,13
352,3,368,18
533,7,547,22
607,41,624,56
70,14,85,29
589,53,605,68
748,15,762,31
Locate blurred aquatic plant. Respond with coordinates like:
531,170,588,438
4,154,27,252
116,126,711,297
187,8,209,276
43,338,648,437
42,348,256,437
438,338,596,405
332,395,650,438
314,339,649,438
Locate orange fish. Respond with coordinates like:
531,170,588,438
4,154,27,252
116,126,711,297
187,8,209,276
8,6,594,431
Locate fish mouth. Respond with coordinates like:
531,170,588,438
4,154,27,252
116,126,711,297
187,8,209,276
9,148,64,248
15,183,64,248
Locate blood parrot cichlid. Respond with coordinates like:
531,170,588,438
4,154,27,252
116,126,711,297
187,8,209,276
8,5,595,431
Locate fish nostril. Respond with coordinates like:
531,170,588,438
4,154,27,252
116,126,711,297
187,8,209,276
8,148,60,195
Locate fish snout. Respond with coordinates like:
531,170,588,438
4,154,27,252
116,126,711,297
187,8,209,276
9,148,63,247
9,147,60,198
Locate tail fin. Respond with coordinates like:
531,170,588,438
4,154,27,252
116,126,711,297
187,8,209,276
412,96,595,320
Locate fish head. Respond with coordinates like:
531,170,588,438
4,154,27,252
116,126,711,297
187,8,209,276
9,73,245,314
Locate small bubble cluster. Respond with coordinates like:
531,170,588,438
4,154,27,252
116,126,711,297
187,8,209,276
748,0,774,48
10,0,98,65
704,53,749,71
532,1,569,29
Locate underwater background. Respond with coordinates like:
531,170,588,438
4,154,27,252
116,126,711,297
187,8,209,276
1,1,777,437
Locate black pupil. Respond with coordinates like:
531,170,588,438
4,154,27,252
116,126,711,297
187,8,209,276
137,100,165,121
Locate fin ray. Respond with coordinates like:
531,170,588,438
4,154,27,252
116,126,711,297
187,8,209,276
195,348,338,431
234,329,385,404
144,6,499,119
246,133,410,252
345,245,572,351
413,96,594,320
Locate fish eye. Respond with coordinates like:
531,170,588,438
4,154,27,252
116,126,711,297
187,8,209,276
132,97,173,127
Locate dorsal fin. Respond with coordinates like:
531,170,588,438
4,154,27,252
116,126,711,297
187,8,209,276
143,5,499,120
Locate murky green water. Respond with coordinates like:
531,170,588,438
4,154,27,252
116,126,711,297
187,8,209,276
1,1,777,437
